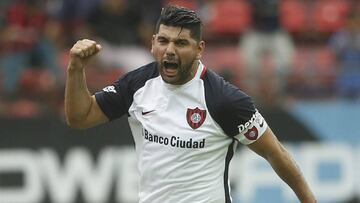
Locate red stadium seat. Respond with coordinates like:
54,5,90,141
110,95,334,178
280,0,307,33
288,46,337,97
162,0,198,10
291,46,336,83
314,47,337,79
19,69,56,95
312,0,350,32
207,0,251,35
202,46,243,86
7,99,40,118
203,46,242,71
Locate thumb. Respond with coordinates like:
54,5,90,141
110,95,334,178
93,44,102,55
96,44,102,51
96,44,102,53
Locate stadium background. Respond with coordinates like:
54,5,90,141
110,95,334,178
0,0,359,202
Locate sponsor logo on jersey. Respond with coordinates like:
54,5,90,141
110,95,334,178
102,86,117,93
142,110,155,115
143,128,205,148
244,126,258,140
237,112,257,133
186,107,206,129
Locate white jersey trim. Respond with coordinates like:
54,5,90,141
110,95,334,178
234,110,268,145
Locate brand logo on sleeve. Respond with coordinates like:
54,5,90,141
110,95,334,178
259,119,265,127
102,86,117,93
186,107,206,129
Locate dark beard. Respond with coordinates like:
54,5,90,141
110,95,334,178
157,58,198,85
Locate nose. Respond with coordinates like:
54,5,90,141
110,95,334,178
165,42,176,57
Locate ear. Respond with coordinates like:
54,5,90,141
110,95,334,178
196,41,205,60
150,35,156,54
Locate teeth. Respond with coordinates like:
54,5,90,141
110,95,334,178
164,61,178,69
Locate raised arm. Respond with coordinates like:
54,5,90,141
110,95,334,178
248,127,316,203
65,39,109,129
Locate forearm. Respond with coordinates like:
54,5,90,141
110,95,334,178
65,63,93,127
267,144,316,202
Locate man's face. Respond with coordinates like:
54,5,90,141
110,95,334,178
151,24,204,85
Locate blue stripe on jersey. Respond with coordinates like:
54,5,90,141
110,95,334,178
202,69,256,202
201,68,256,137
224,139,236,203
95,62,159,120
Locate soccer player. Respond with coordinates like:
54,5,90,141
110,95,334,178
65,5,316,203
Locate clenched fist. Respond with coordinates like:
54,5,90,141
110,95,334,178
68,39,102,70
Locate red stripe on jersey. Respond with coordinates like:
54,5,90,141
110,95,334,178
200,65,207,79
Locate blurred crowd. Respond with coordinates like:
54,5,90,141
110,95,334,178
0,0,360,118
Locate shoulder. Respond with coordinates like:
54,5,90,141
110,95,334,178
202,68,253,110
116,62,159,86
94,62,159,120
112,62,159,94
202,68,256,136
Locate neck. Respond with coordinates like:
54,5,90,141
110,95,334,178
188,60,199,81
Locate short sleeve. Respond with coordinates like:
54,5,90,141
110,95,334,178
95,76,131,120
94,62,159,121
219,90,268,145
202,69,268,145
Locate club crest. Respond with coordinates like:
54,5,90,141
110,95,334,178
244,126,258,140
186,107,206,129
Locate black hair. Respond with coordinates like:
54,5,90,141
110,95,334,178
155,5,202,41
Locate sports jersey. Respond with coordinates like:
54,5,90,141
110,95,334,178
95,61,268,203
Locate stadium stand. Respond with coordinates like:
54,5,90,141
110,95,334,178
0,0,359,117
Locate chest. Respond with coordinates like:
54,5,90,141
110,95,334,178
128,79,221,142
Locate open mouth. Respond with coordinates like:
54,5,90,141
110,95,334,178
163,61,179,69
163,61,179,77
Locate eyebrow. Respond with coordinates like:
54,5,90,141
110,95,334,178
157,35,168,40
175,38,189,43
157,34,190,41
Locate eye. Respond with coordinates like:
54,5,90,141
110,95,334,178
176,40,189,46
157,37,168,44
